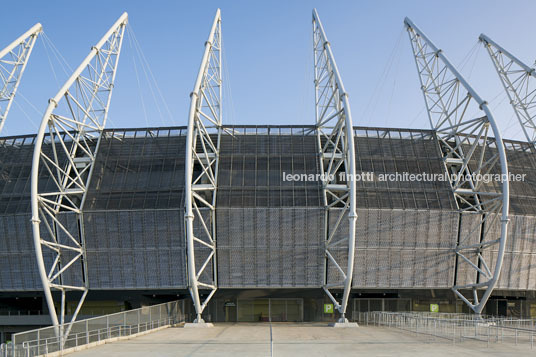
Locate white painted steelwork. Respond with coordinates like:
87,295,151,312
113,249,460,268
30,13,128,340
184,9,222,323
405,18,510,314
480,34,536,150
0,23,42,134
312,9,357,322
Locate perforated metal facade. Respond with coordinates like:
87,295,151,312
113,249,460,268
217,126,322,207
353,127,456,210
504,140,536,216
83,128,189,289
352,209,457,288
215,126,324,287
0,134,68,291
1,126,536,292
216,208,324,287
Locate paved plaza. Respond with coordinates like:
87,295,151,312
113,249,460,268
71,323,535,356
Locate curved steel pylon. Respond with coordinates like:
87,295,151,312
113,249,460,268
405,18,510,314
480,34,536,150
184,9,222,324
312,9,357,322
0,23,42,134
30,13,127,339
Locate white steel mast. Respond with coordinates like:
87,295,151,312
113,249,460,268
0,23,42,134
184,9,222,324
30,13,128,340
480,34,536,150
313,9,358,324
405,18,510,314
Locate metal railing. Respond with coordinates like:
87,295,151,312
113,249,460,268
0,309,124,317
357,311,536,348
0,311,43,316
1,300,185,357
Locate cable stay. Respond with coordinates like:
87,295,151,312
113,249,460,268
126,25,175,127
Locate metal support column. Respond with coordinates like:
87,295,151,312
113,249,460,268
480,34,536,151
404,18,510,314
0,23,42,134
30,13,128,340
312,9,358,323
184,9,222,324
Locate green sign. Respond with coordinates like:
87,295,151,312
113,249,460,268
430,303,439,313
324,303,334,314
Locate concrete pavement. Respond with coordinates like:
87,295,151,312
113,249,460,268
71,323,535,356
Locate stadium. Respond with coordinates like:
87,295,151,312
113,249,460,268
2,5,536,355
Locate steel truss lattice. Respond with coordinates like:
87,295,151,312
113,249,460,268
184,9,222,323
480,34,536,150
405,18,510,314
30,13,127,340
312,9,357,322
0,23,42,134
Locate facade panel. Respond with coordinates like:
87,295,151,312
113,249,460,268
216,208,324,287
0,214,42,290
353,127,456,210
217,127,322,208
454,212,481,287
84,210,186,289
353,209,457,288
2,127,536,294
504,141,536,215
485,214,536,290
85,128,187,211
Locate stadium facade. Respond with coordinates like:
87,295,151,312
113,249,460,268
1,125,536,332
1,9,536,342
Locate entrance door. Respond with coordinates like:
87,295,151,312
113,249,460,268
270,299,303,322
237,299,303,322
498,300,507,316
224,302,237,322
237,299,269,322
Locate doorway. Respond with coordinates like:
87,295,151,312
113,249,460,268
224,301,237,322
236,299,303,322
498,300,507,316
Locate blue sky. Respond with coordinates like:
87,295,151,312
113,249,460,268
2,0,536,141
